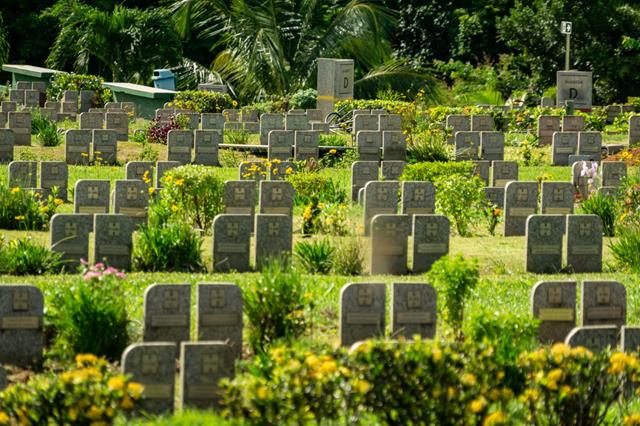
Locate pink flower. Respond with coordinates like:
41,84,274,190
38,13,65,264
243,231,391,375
83,271,101,281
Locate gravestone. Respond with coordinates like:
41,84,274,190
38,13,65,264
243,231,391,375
0,285,44,367
285,114,310,131
621,326,640,352
105,111,128,141
540,181,574,215
194,130,220,166
568,154,592,165
239,161,268,182
50,213,92,270
201,113,225,132
391,283,437,339
351,161,378,202
525,215,564,273
581,280,626,328
1,101,17,112
79,112,103,130
454,131,480,161
317,58,354,117
353,114,379,134
412,215,450,274
143,283,191,343
339,283,386,346
179,342,234,410
370,214,410,275
294,130,320,161
259,181,294,216
552,132,578,166
485,187,505,209
0,111,6,128
39,108,58,122
63,89,78,102
492,160,518,187
531,280,577,344
268,130,294,161
557,71,592,109
480,132,504,161
504,181,538,236
94,214,135,270
60,101,78,120
606,105,622,124
471,115,493,131
567,215,603,273
223,109,240,122
8,111,31,146
223,181,256,215
562,115,585,132
363,181,399,236
382,131,406,161
24,90,40,108
254,214,292,269
381,161,405,181
577,132,602,161
196,283,243,358
565,326,617,352
473,160,490,186
572,161,595,200
40,161,68,200
601,162,626,187
378,114,402,131
156,161,181,188
8,161,37,188
65,129,92,165
121,343,176,414
0,129,14,163
401,181,435,216
259,113,285,145
74,180,110,214
113,180,149,225
629,115,640,145
356,131,382,161
167,130,193,165
180,112,200,129
92,129,118,165
79,90,95,112
212,214,252,272
445,115,471,144
538,115,561,146
126,161,154,184
306,109,323,122
9,89,24,105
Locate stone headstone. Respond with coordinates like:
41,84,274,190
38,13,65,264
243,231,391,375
381,161,405,181
565,326,617,352
401,181,435,216
167,130,193,165
179,342,234,410
223,180,255,216
382,131,406,161
8,161,37,188
223,109,240,122
363,181,399,236
356,131,382,161
267,130,294,161
454,131,480,161
537,115,561,146
412,215,450,274
480,132,504,161
552,132,578,166
378,114,402,131
445,115,471,144
340,283,385,346
531,280,576,344
541,97,555,107
1,101,17,112
353,114,379,134
92,129,118,165
317,58,354,117
62,90,78,102
254,214,292,269
74,179,110,214
94,214,135,270
201,113,225,132
196,283,243,358
79,90,95,112
50,213,92,270
259,181,294,216
0,111,6,128
629,115,640,146
577,132,602,161
306,109,323,122
8,111,31,146
65,129,92,165
294,130,320,161
39,108,58,122
621,326,640,352
40,161,68,199
105,111,128,141
540,181,574,215
113,180,149,225
259,113,284,145
370,214,410,275
556,71,592,109
391,283,436,339
194,130,220,166
491,160,518,187
566,215,603,273
606,105,622,124
471,115,493,131
472,160,490,186
9,89,24,105
484,187,505,209
525,215,564,273
351,161,378,202
0,285,44,367
143,283,191,343
212,214,252,272
562,115,584,132
121,342,176,414
504,181,538,236
180,112,200,130
601,162,626,187
126,161,154,184
581,280,626,328
285,114,310,131
60,101,78,119
0,129,14,163
156,161,181,188
79,112,103,130
269,160,296,181
24,90,39,108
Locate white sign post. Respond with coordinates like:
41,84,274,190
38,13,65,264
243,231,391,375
560,21,572,71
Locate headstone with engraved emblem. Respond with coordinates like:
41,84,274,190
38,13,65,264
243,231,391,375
196,283,243,358
50,213,93,270
363,181,399,236
74,180,110,215
350,161,378,202
65,129,92,165
412,215,450,274
212,214,252,272
567,215,603,273
0,285,43,367
531,280,577,344
93,214,135,270
113,180,149,225
143,283,191,344
254,214,292,269
525,215,564,273
339,283,386,346
581,280,626,328
565,326,617,352
391,283,437,339
370,214,410,275
504,182,538,236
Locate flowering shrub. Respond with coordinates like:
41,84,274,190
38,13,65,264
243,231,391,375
286,171,345,206
0,354,142,424
168,90,233,113
436,174,486,236
609,148,640,166
146,114,189,145
0,236,62,275
319,203,349,236
579,161,600,195
483,204,503,236
301,196,322,234
579,192,618,237
0,186,62,231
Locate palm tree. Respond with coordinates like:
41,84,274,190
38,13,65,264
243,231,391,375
0,14,9,65
45,1,182,83
171,0,439,102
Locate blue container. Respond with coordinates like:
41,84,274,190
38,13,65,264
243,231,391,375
152,69,176,90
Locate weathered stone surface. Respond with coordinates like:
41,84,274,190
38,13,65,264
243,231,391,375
504,181,538,236
480,132,504,161
566,215,603,273
50,213,92,270
531,280,577,344
370,214,410,275
113,179,149,225
525,215,564,273
196,283,243,358
540,181,574,216
93,214,135,270
552,132,578,166
340,283,386,346
8,161,37,188
74,180,110,214
254,214,292,269
259,181,294,216
538,115,561,146
350,161,378,201
412,215,449,274
491,160,518,187
167,130,193,165
454,131,480,161
212,214,251,272
0,285,44,367
356,131,382,161
65,129,92,165
581,280,626,328
363,181,399,236
565,325,618,352
93,129,118,165
391,283,436,339
224,180,256,216
143,283,191,343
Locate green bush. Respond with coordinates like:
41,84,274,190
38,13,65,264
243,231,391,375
31,110,61,147
158,165,225,232
400,161,474,182
243,261,312,353
286,171,346,206
610,225,640,273
168,90,233,113
132,221,204,272
0,186,62,231
0,354,143,424
46,73,113,107
579,192,617,237
294,239,335,274
0,236,62,275
49,263,129,361
407,130,452,162
436,173,486,236
332,238,364,275
289,88,317,109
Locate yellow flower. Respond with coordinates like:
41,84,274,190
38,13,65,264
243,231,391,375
483,411,507,426
625,414,640,425
127,382,144,399
107,377,125,391
551,343,570,363
171,204,178,212
10,187,19,194
354,379,371,394
175,178,185,187
432,348,442,362
285,167,293,175
469,397,486,413
232,100,238,107
121,396,134,410
76,353,98,367
0,412,9,425
54,198,63,206
318,360,338,375
87,405,102,420
81,152,89,157
148,187,155,195
68,407,78,421
14,215,24,221
548,368,563,382
164,175,173,182
257,386,268,400
461,373,477,386
329,149,337,155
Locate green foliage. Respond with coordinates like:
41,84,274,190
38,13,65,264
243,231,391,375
289,88,317,110
579,193,617,237
46,73,113,107
436,174,486,236
294,239,335,274
0,355,142,424
400,161,474,182
31,110,61,147
0,236,62,275
577,108,607,131
319,203,350,237
518,135,545,166
301,196,322,235
610,225,640,273
332,238,364,276
0,186,61,231
158,165,225,232
49,264,129,361
224,130,250,145
286,171,346,206
243,261,312,353
168,90,233,113
407,129,452,162
132,221,204,272
429,255,479,339
335,99,416,130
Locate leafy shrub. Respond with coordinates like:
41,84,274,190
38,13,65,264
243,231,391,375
579,192,617,237
132,222,204,272
46,73,113,107
168,90,233,113
319,203,350,236
0,236,62,275
31,110,61,146
610,225,640,273
436,173,486,236
146,114,189,145
429,255,479,340
518,135,544,166
301,196,322,235
49,263,129,361
319,147,359,168
289,88,317,109
158,165,225,232
243,261,312,353
319,134,349,147
400,161,474,182
619,173,640,226
334,99,415,132
407,129,451,162
0,354,142,423
224,129,250,145
0,186,62,231
286,171,346,206
294,239,335,274
332,238,364,276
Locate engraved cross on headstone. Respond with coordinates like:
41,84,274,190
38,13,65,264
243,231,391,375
13,290,28,311
210,288,225,308
107,222,120,237
540,222,552,237
271,188,283,201
226,223,239,237
126,187,138,200
202,353,220,374
163,289,180,310
413,188,425,201
234,188,245,201
516,187,528,202
268,222,280,236
548,287,562,305
64,222,77,237
357,287,373,306
596,286,611,305
87,185,100,200
579,222,593,237
553,188,564,201
141,353,159,375
407,289,422,309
